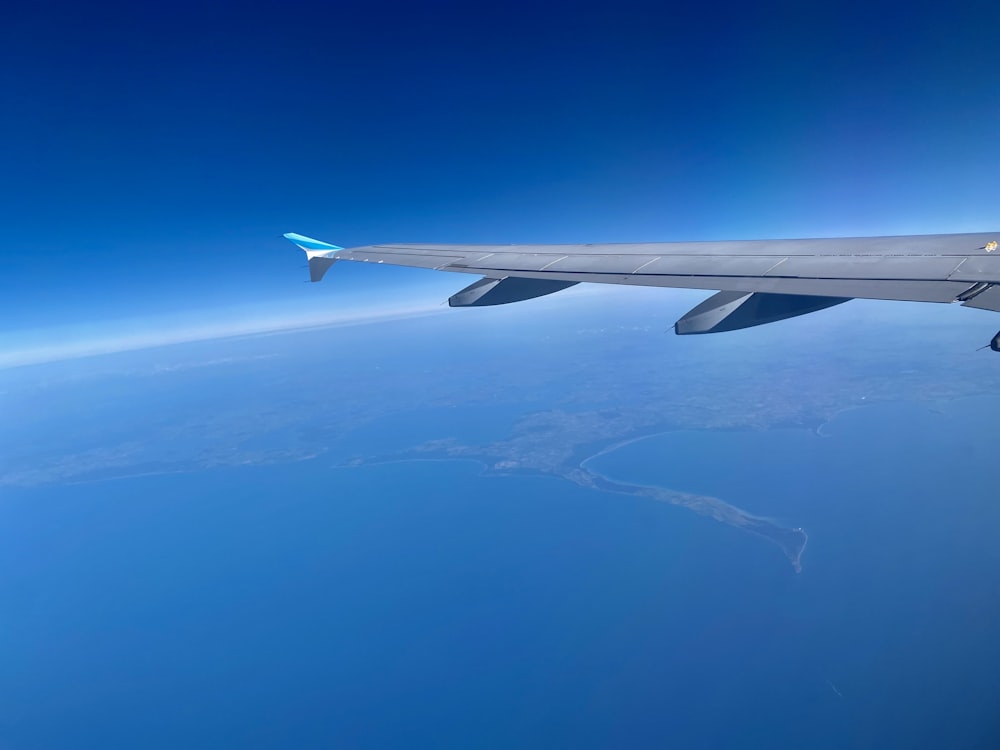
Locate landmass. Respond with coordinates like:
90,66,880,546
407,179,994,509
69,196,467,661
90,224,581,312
571,468,808,573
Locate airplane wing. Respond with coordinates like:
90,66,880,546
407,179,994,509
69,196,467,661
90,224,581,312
284,232,1000,350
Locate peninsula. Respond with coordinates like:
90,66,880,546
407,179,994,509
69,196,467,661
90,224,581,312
339,429,809,572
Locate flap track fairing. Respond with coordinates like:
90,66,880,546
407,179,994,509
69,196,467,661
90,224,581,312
675,291,852,335
448,276,578,307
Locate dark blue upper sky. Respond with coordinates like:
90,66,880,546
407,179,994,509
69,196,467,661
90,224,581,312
2,0,999,345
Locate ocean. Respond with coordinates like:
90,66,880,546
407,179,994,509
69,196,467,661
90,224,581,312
1,398,997,748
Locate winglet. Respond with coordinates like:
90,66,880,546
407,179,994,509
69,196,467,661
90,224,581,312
283,232,343,259
284,232,343,282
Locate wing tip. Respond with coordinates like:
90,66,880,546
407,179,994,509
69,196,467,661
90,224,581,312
284,232,343,259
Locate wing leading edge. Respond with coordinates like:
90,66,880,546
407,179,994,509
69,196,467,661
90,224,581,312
284,232,1000,351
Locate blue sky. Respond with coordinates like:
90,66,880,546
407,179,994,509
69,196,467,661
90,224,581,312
2,0,999,354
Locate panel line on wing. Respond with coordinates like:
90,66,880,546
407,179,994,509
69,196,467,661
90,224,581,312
630,257,661,274
763,257,789,275
539,255,570,270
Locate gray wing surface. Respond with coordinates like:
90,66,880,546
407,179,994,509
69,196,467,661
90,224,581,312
284,232,1000,348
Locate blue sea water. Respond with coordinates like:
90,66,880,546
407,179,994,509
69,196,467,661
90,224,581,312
1,398,998,748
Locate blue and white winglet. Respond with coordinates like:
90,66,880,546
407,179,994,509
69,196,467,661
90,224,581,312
284,232,343,282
